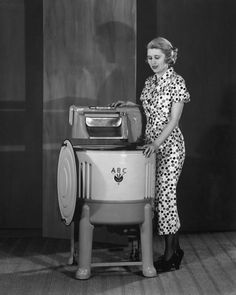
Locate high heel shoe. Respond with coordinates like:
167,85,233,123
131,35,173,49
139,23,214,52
175,248,184,269
156,254,164,262
154,251,183,272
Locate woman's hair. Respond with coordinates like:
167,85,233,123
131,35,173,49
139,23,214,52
147,37,178,66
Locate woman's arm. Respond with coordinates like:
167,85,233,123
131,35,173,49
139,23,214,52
154,101,184,146
110,100,137,107
143,102,184,157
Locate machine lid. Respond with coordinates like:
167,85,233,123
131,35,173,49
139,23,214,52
57,139,77,225
73,143,140,150
73,144,124,150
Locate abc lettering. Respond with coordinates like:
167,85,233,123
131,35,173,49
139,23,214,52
111,168,127,174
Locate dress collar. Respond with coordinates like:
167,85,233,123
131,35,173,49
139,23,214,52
154,67,174,82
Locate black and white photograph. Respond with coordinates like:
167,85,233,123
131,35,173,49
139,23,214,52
0,0,236,294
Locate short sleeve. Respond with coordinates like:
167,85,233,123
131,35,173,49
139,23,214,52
140,76,152,102
171,75,190,103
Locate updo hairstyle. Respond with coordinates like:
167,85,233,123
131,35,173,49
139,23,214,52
147,37,178,66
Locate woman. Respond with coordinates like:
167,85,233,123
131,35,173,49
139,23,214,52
141,36,190,272
112,37,190,272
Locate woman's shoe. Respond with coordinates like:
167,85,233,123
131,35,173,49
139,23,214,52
175,248,184,269
154,252,180,272
156,254,165,262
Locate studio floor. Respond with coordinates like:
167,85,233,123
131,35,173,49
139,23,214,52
0,231,236,295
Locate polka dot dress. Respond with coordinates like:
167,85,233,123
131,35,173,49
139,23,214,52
140,67,190,235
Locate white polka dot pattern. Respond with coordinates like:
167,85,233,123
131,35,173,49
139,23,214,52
140,67,190,235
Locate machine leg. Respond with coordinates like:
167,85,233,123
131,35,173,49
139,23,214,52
75,204,94,280
68,222,75,265
140,203,157,277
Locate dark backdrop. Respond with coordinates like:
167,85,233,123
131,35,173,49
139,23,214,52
137,0,236,232
0,0,42,229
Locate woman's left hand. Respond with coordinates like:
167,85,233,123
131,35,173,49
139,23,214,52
143,143,158,157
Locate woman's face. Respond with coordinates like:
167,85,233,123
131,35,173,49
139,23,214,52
147,48,168,76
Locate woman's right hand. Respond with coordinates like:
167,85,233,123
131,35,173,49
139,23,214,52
110,100,126,107
110,100,137,107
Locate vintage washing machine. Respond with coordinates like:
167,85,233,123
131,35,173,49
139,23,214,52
57,105,157,279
